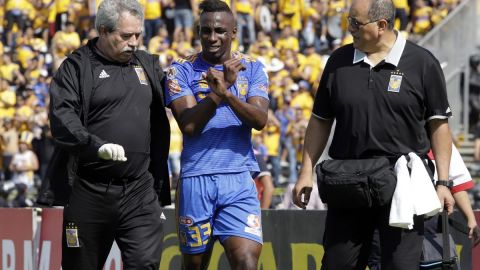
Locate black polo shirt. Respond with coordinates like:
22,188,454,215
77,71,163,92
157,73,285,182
79,46,153,179
313,34,451,159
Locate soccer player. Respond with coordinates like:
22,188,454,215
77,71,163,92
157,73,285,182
164,0,269,269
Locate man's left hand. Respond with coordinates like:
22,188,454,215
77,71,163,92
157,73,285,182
472,225,480,246
436,186,455,214
223,57,246,87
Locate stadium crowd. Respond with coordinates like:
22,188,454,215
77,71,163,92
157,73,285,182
0,0,463,208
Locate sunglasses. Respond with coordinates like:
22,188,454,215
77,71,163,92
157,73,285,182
347,16,388,30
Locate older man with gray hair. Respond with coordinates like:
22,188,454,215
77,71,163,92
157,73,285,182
47,0,171,268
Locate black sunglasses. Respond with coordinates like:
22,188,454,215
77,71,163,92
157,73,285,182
347,16,388,30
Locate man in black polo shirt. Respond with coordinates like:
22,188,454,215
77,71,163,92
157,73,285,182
292,0,455,268
48,0,170,269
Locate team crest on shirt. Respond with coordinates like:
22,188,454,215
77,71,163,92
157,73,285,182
166,66,177,79
167,79,181,95
65,222,80,248
387,71,403,93
134,66,149,85
237,76,248,96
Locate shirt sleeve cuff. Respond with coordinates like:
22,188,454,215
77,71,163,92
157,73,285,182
451,180,474,194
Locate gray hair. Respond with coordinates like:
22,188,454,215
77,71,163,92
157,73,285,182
95,0,144,33
368,0,395,30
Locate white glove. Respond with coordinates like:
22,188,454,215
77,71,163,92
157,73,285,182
98,143,127,161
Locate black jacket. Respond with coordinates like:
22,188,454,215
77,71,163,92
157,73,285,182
37,38,171,206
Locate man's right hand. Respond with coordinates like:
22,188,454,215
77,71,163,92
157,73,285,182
436,185,455,214
98,143,127,161
292,175,314,209
223,56,246,87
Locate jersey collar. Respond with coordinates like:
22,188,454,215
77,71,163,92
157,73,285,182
353,31,406,67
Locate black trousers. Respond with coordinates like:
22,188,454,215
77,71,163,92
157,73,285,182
62,174,164,270
321,205,424,270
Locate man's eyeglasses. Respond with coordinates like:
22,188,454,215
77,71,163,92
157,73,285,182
347,16,387,30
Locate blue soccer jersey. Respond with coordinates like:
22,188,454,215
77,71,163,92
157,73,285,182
164,53,270,178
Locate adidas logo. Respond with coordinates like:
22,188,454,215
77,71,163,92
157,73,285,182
99,70,110,79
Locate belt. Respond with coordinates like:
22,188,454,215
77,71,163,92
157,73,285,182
76,168,141,186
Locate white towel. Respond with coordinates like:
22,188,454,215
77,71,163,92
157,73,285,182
408,153,441,217
389,156,415,229
389,153,441,229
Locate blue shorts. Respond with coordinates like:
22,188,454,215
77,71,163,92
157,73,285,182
176,171,263,254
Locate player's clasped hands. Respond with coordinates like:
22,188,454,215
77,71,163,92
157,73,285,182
203,56,246,97
98,143,128,161
204,68,228,97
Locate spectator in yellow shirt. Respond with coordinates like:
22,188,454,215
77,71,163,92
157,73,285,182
16,26,48,53
142,0,163,45
393,0,409,31
248,31,274,57
14,96,35,132
4,0,30,48
290,105,308,162
15,45,35,71
299,45,324,85
290,80,313,120
51,21,81,70
301,3,320,47
411,0,433,35
264,110,282,186
275,26,300,53
277,0,304,33
148,26,170,53
0,54,25,86
0,78,16,120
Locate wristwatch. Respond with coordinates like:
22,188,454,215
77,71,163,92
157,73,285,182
436,180,453,189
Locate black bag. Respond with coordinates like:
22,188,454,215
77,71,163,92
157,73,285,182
419,211,458,269
315,157,397,208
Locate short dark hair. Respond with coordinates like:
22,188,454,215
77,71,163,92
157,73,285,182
368,0,395,30
199,0,233,15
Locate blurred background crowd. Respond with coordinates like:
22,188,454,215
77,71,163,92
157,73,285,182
0,0,475,209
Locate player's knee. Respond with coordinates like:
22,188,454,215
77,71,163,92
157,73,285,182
227,250,259,270
230,256,258,270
